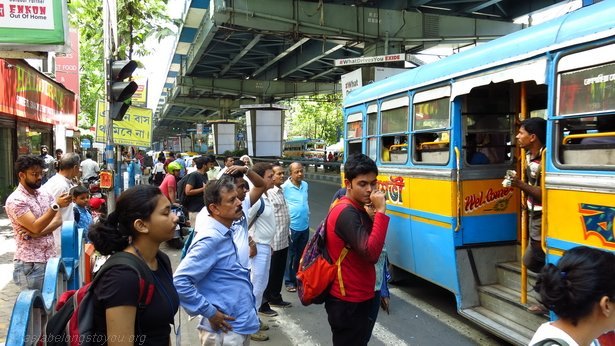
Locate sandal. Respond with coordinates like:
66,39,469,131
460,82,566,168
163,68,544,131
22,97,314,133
286,286,297,292
528,304,548,315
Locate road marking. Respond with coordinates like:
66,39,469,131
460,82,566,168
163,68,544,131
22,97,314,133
274,308,320,346
389,287,500,345
373,322,409,346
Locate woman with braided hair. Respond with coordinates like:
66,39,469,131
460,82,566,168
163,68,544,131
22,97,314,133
88,185,179,345
529,246,615,346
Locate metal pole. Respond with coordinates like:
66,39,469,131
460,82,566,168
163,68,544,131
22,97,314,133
103,0,116,213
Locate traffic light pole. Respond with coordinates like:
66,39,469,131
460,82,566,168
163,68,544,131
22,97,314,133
103,0,116,213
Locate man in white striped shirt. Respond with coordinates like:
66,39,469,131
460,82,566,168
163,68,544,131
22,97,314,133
259,163,292,316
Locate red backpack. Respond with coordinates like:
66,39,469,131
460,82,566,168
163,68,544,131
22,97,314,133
45,252,158,346
296,200,350,306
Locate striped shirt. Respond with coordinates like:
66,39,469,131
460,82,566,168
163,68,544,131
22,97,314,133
268,185,290,251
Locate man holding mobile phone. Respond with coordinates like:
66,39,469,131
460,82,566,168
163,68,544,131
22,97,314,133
6,155,72,290
41,152,81,253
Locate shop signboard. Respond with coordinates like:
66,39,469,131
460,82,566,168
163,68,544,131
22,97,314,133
95,101,153,147
0,59,76,127
0,0,68,47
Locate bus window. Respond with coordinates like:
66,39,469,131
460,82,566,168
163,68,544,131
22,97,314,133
380,99,409,164
413,98,450,164
557,60,615,167
464,114,512,165
347,140,362,157
366,107,378,160
559,115,615,166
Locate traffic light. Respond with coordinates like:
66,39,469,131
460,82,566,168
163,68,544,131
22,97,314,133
109,60,138,121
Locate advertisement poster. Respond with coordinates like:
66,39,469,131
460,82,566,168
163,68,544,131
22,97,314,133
95,101,153,147
0,0,66,45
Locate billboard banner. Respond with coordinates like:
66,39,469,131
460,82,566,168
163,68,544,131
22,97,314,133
131,76,148,107
0,58,76,127
95,101,153,147
0,0,67,46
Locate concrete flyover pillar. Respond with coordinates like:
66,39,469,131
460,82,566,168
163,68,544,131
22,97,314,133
210,120,237,155
241,103,288,157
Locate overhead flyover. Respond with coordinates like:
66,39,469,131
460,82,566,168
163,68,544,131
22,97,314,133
154,0,568,137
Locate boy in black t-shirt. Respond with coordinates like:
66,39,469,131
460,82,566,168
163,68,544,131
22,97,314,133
183,156,208,227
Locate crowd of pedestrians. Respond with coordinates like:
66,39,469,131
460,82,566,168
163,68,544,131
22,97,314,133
7,146,613,346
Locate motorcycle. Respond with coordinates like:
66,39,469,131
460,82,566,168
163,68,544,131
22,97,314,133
167,205,191,249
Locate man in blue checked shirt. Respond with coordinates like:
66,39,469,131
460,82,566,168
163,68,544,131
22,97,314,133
174,177,259,344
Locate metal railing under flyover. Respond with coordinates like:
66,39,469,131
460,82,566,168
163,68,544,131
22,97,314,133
6,221,85,345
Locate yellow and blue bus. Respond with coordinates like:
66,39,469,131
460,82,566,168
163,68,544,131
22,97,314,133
283,138,327,160
343,2,615,345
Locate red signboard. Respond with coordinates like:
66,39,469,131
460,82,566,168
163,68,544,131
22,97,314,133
0,58,76,127
55,28,80,98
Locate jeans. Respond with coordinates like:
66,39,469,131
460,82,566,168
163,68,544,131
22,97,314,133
13,260,46,290
250,243,272,309
285,228,309,287
263,247,288,305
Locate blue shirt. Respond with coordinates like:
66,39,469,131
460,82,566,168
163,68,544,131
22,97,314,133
282,179,310,231
75,205,93,243
173,215,259,335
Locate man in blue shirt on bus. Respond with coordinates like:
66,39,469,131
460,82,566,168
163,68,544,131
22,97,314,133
282,162,310,292
174,177,260,344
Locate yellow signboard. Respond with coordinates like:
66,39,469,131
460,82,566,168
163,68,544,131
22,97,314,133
95,101,153,147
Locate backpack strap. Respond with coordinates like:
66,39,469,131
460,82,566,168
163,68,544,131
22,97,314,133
248,197,265,229
327,199,354,296
533,338,569,346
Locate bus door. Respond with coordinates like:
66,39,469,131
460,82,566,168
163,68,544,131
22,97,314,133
456,79,547,245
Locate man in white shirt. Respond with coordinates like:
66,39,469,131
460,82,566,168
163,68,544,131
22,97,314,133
41,153,81,253
80,152,100,182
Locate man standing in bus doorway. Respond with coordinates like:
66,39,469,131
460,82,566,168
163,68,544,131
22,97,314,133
282,162,310,292
324,153,390,345
511,117,547,312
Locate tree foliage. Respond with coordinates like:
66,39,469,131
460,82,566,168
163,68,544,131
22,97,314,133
285,94,344,145
68,0,180,128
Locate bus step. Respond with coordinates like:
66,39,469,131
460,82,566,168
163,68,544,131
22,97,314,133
496,262,540,298
478,284,548,331
460,306,535,346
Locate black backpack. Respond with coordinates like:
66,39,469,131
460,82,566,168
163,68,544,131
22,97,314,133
45,252,170,345
176,172,193,205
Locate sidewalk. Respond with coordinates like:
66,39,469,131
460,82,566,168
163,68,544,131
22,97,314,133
0,171,339,345
0,209,19,346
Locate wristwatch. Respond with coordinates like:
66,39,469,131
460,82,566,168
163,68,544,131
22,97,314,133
51,203,60,211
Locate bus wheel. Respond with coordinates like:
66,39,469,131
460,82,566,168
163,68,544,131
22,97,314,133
388,263,410,285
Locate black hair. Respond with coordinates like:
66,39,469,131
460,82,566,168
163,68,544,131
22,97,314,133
535,246,615,326
86,152,92,159
233,159,245,166
521,117,547,146
344,153,378,181
15,155,45,175
58,153,81,171
204,177,236,214
194,156,206,169
224,168,244,180
71,185,89,197
252,162,273,177
88,185,163,255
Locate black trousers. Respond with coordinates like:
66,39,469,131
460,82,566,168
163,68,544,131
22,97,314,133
325,296,374,346
263,247,289,304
